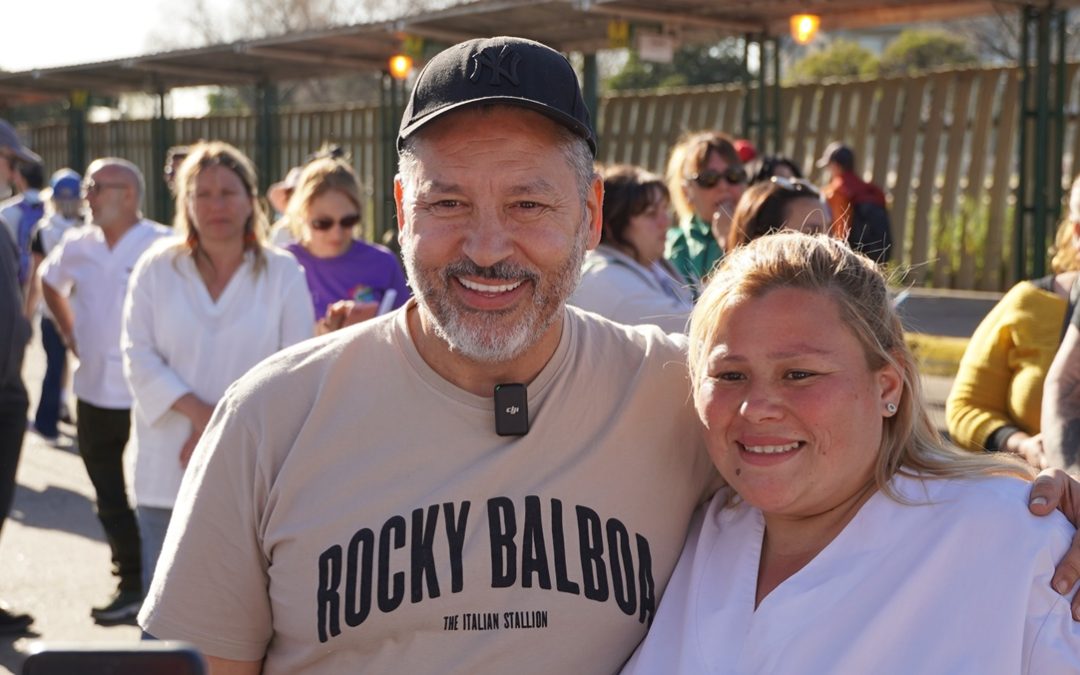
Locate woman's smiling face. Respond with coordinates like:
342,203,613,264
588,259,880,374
695,286,901,518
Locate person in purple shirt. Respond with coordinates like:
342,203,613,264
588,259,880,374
285,157,410,334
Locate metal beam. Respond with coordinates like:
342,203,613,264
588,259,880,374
241,46,386,71
583,4,762,33
125,60,257,86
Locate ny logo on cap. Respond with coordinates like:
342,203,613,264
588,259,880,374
468,45,521,87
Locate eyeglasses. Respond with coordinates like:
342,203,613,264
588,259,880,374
309,213,361,231
687,167,748,189
770,176,821,198
81,179,128,197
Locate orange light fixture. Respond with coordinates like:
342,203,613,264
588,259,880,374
389,54,413,80
790,14,821,45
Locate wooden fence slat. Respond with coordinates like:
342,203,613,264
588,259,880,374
789,86,815,169
871,79,900,190
911,73,948,284
850,82,876,176
986,70,1021,290
891,76,927,272
956,69,997,289
934,70,974,288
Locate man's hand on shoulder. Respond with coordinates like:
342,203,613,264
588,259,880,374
1029,468,1080,618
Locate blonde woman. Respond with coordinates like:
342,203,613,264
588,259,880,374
285,157,409,334
122,141,314,594
624,232,1080,674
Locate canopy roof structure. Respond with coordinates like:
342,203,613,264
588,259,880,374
2,0,1075,107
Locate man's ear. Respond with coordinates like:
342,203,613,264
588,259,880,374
394,176,409,246
585,173,603,250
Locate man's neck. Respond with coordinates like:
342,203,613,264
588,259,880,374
406,303,564,398
99,216,139,249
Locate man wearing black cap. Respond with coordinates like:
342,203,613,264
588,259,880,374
140,36,713,673
139,38,1080,673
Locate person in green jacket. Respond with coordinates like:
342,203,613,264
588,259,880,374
663,131,747,290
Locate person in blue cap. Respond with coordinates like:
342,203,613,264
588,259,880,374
24,169,86,443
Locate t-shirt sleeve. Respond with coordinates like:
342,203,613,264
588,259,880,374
1023,520,1080,673
138,393,273,661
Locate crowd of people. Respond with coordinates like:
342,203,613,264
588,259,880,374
1,34,1080,673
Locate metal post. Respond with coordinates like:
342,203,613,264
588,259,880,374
583,52,599,152
151,87,171,224
741,35,752,142
254,80,279,196
771,36,782,154
1014,6,1032,282
1032,8,1051,278
755,36,767,151
67,90,88,174
375,72,399,245
1051,8,1067,234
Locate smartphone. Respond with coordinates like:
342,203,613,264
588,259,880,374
22,641,207,675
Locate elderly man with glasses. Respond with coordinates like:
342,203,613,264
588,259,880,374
40,157,169,624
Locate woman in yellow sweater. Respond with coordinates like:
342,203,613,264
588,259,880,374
947,187,1080,468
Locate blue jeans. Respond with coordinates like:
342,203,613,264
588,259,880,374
136,505,173,597
33,317,67,438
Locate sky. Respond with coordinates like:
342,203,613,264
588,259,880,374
2,0,197,72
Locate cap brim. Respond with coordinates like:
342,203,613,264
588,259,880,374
815,156,831,169
13,146,41,164
398,96,596,155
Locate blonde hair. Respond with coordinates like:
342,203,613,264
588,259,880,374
285,157,364,243
1050,174,1080,274
173,141,267,273
687,232,1034,502
664,130,742,221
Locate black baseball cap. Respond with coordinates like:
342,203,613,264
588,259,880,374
816,141,855,171
397,36,597,156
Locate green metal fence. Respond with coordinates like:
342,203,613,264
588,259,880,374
24,62,1080,291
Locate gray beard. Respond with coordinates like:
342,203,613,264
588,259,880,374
401,230,587,364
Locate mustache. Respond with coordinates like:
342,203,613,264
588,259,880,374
443,259,540,285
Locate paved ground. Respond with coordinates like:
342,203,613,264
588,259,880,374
0,312,964,674
0,333,139,675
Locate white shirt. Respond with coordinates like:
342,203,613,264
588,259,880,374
32,213,84,319
122,241,314,508
40,219,170,408
570,244,694,334
622,474,1080,675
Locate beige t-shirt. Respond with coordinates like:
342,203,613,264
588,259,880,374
140,303,716,674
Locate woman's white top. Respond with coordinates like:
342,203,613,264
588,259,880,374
122,240,314,509
622,473,1080,675
570,244,694,334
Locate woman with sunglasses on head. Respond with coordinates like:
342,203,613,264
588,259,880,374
570,165,693,333
664,131,748,290
285,157,409,335
726,177,830,251
121,141,315,596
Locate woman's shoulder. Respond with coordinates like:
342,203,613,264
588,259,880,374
896,473,1073,544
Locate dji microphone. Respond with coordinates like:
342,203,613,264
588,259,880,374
494,383,529,436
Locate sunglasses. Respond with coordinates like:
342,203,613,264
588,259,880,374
309,213,361,231
687,167,748,189
770,176,821,198
81,179,129,197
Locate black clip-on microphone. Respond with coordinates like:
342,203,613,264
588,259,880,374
494,383,529,436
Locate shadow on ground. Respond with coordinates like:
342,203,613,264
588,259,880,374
9,483,101,542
